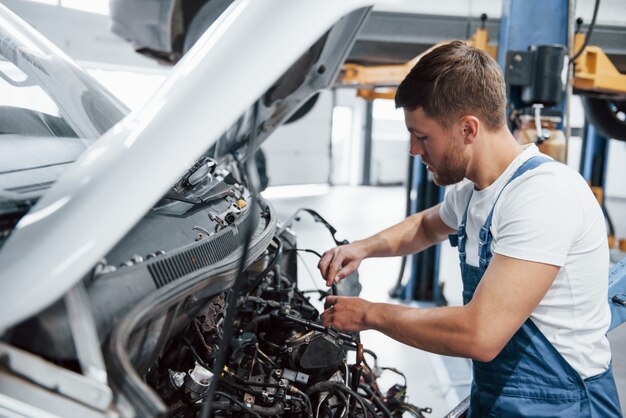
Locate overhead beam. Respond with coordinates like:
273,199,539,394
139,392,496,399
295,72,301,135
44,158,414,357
350,11,626,69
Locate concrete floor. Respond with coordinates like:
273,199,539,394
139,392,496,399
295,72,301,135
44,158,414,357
265,185,626,417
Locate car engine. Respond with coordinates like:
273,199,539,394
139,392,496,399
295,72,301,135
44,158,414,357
146,238,429,417
140,228,433,418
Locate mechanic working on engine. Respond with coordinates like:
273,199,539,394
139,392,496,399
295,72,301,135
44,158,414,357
317,40,622,417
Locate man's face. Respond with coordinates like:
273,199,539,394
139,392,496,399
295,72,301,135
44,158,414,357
403,107,468,186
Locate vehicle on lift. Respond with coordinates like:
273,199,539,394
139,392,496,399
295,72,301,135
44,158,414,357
0,1,437,417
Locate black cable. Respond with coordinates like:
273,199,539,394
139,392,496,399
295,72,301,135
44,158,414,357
358,384,392,418
204,401,284,416
227,372,282,388
301,289,327,295
570,0,601,63
346,345,378,363
212,391,263,418
303,395,314,418
290,386,314,418
354,393,376,417
280,214,342,296
307,381,379,417
389,153,415,298
332,390,350,417
241,312,271,334
381,367,407,387
353,348,379,383
137,302,181,375
192,318,217,359
284,248,323,258
249,236,283,292
220,374,264,398
394,403,429,418
602,204,616,236
336,390,350,408
285,248,338,295
280,208,348,246
363,348,378,361
200,102,263,418
184,337,210,369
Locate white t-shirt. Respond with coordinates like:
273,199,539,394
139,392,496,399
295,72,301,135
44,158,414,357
439,144,611,379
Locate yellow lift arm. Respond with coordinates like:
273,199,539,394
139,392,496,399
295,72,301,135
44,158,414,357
573,32,626,95
341,26,626,100
340,26,498,101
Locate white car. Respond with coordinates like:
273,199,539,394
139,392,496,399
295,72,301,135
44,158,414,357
0,1,440,417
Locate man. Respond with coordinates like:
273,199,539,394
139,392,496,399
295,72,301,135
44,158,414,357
318,41,622,416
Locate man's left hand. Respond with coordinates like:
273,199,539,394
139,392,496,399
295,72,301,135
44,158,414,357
321,295,373,332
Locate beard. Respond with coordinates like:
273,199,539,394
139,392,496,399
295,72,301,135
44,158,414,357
428,137,468,186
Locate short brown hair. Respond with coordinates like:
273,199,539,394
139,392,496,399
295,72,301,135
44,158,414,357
395,40,506,131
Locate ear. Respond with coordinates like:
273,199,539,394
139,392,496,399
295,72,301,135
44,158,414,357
459,116,479,144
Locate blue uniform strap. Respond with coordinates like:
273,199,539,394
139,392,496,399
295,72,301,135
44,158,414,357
449,190,473,264
609,257,626,332
478,156,553,268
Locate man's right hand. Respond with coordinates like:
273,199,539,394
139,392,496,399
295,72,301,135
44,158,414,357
318,243,366,286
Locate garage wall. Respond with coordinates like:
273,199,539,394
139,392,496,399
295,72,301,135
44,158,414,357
371,100,409,186
262,91,333,186
606,141,626,199
331,89,369,186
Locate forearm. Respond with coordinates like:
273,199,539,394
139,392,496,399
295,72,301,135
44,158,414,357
318,205,452,285
364,303,496,361
356,211,437,259
323,256,554,362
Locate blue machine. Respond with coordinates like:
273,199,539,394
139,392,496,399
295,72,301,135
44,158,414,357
401,158,445,304
496,0,568,68
580,122,609,186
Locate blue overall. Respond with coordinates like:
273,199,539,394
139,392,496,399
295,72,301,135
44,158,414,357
449,156,622,417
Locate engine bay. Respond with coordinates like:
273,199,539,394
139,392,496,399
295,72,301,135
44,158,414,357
2,152,431,417
140,228,433,418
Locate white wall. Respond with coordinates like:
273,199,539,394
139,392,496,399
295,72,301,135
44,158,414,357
262,91,333,186
573,0,626,27
371,100,409,185
330,89,369,186
606,140,626,199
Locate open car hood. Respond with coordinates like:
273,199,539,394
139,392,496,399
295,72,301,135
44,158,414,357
0,0,382,331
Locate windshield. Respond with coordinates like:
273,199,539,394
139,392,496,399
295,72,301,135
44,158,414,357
0,59,77,137
0,6,128,138
0,4,130,243
0,31,127,139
